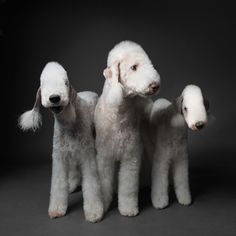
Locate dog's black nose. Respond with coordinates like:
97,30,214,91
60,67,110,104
49,95,61,104
195,121,205,130
150,82,160,93
146,82,160,95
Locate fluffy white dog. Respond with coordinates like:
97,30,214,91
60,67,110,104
148,85,209,209
19,62,104,222
94,41,160,216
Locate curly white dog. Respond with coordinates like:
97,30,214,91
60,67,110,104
19,62,104,222
94,41,160,216
149,85,209,209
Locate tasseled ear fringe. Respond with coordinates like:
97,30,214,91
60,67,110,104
18,108,42,132
106,82,124,107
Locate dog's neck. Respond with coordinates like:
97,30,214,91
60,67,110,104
103,80,138,113
169,103,186,128
54,101,77,128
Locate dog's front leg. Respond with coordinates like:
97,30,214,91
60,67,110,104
48,147,69,219
96,149,115,213
118,153,141,217
172,151,191,206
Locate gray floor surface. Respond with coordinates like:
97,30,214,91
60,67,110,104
1,150,236,236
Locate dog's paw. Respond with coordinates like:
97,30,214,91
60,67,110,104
177,194,192,206
84,202,104,223
119,207,139,217
48,203,67,219
152,195,169,209
84,211,103,223
48,209,66,219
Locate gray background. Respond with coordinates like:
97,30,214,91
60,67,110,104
2,1,236,236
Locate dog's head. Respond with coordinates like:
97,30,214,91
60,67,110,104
18,62,77,131
40,62,76,114
174,85,209,131
106,41,160,97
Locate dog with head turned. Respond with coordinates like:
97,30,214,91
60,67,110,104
18,62,104,223
94,41,160,217
146,85,210,209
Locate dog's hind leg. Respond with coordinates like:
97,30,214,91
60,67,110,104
80,151,104,223
68,157,80,193
151,147,171,209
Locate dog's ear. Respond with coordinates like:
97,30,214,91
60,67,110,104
103,66,112,79
104,61,124,107
174,96,183,114
203,96,210,111
18,87,42,132
103,61,121,83
69,84,77,103
33,87,41,110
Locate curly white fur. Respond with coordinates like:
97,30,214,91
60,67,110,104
95,41,160,217
18,108,42,131
19,62,104,223
144,85,209,209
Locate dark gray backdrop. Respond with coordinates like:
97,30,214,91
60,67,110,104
2,1,236,236
5,1,236,164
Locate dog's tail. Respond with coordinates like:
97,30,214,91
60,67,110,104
18,87,42,132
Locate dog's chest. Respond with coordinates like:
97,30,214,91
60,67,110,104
108,115,140,159
59,125,92,155
157,124,187,148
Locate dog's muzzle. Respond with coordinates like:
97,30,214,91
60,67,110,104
191,121,205,131
144,82,160,95
49,95,61,104
48,95,64,114
49,106,63,114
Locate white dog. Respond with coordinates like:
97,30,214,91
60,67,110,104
148,85,209,209
19,62,104,222
94,41,160,216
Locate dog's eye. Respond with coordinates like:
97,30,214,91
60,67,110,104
65,81,69,86
184,107,187,112
131,64,138,71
